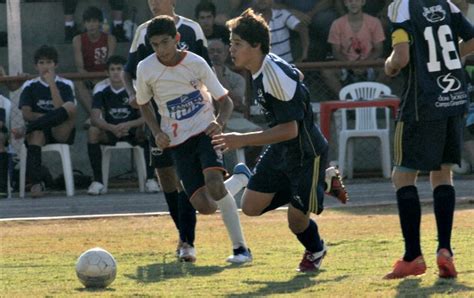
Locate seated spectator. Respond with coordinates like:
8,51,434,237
253,0,309,63
195,1,230,44
321,0,385,97
0,95,8,198
63,0,127,42
87,56,160,195
73,6,116,118
208,39,246,113
274,0,345,61
19,45,77,198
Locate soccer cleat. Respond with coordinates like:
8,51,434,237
226,246,252,264
30,183,44,198
233,163,252,180
325,167,349,204
176,239,183,258
297,241,327,272
145,179,161,193
437,249,457,278
179,243,196,263
383,255,427,279
87,181,105,195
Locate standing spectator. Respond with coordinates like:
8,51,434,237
73,6,117,117
87,56,156,195
19,45,77,198
252,0,310,63
383,0,474,279
195,1,230,44
63,0,127,43
274,0,345,61
0,95,8,199
322,0,385,97
208,39,246,113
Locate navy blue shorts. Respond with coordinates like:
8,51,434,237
148,133,174,169
170,133,225,198
247,140,328,215
104,128,141,146
394,115,464,171
44,127,76,145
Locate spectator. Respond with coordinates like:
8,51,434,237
322,0,385,97
87,56,157,195
274,0,345,61
195,1,230,44
19,45,77,198
63,0,127,43
73,6,116,117
0,95,8,199
215,0,253,25
208,39,246,113
253,0,310,63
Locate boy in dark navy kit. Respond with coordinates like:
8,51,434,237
122,0,211,259
213,9,348,272
384,0,474,279
86,55,154,195
19,45,77,198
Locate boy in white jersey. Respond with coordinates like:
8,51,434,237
136,15,252,263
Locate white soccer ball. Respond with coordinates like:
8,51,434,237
75,247,117,288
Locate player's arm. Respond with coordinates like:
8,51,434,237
206,94,234,137
385,29,410,77
72,35,86,73
21,105,43,122
212,121,298,152
459,39,474,57
90,108,116,131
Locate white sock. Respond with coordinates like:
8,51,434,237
65,21,74,27
216,192,247,249
224,173,249,197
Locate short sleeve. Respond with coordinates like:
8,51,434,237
60,83,75,103
271,97,305,124
262,62,297,102
328,18,342,45
199,60,228,100
19,83,33,109
135,63,154,106
283,10,300,30
92,91,104,110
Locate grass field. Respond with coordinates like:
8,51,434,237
1,203,474,297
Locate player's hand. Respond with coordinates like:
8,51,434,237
116,122,130,136
43,70,56,86
110,125,123,138
205,121,223,137
384,59,400,77
154,131,170,149
211,132,243,153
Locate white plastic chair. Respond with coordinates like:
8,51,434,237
338,82,392,178
101,141,146,193
19,143,75,198
0,95,12,198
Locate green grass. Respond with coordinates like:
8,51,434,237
1,203,473,297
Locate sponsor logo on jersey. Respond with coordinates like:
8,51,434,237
36,99,54,111
437,73,461,93
109,108,131,119
422,5,446,23
167,90,204,120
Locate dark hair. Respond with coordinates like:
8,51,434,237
195,1,216,18
106,55,127,69
146,15,177,40
226,8,270,54
34,45,59,64
83,6,104,22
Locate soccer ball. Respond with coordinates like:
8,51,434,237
75,247,117,288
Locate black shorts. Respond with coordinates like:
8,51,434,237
394,115,464,171
247,143,328,215
148,133,174,169
1,125,8,146
104,128,141,146
44,127,76,145
170,133,225,198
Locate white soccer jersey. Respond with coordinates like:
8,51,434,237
136,51,228,146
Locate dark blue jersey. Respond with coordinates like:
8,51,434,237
125,15,211,79
92,79,140,125
252,53,327,162
389,0,474,121
19,76,75,114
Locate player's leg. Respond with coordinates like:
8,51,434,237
0,127,8,198
25,130,46,197
26,102,75,136
430,115,463,278
86,126,110,195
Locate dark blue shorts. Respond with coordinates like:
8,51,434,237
44,127,76,145
104,128,141,146
247,140,328,215
170,133,225,198
394,115,464,171
147,129,174,169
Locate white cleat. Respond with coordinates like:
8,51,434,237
226,247,252,264
179,243,196,263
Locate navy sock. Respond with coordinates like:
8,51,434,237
433,185,455,255
164,191,179,231
260,188,291,214
0,152,8,193
178,191,196,247
87,143,102,183
396,185,422,262
26,145,42,184
26,107,69,134
295,219,323,253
